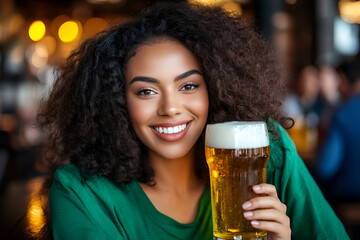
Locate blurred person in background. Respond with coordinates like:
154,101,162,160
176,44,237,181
317,64,342,144
282,65,324,162
283,65,324,121
314,58,360,202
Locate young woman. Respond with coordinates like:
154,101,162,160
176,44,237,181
38,2,349,239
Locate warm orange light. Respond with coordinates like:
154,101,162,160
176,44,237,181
58,21,82,43
212,170,219,178
0,114,17,132
27,198,45,234
31,43,48,68
222,2,242,15
339,0,360,23
26,178,46,236
9,14,25,36
28,20,46,41
51,15,70,36
39,36,57,55
83,18,108,40
188,0,225,6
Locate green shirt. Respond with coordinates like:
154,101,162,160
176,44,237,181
50,124,349,239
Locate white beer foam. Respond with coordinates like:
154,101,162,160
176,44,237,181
205,121,269,149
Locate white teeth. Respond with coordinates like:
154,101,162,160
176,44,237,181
154,123,188,134
174,126,179,133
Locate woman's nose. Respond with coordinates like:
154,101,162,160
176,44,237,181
157,92,183,117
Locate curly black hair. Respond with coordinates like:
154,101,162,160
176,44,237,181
38,2,287,185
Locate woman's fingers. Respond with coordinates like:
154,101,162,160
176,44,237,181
242,196,287,213
252,183,278,197
249,220,291,237
243,209,290,226
242,183,287,213
241,183,291,240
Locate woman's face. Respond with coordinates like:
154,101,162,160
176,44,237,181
126,40,209,160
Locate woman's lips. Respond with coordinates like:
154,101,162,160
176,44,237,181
151,121,192,142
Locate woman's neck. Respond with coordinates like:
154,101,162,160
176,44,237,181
147,147,201,193
140,147,206,224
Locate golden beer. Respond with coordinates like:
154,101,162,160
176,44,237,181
205,122,270,240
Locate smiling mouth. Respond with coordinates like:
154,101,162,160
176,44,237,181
153,123,189,134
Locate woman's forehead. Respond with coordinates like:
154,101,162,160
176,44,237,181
125,40,201,81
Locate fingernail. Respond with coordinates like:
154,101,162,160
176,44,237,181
253,185,261,191
251,221,260,226
242,202,252,209
243,212,253,218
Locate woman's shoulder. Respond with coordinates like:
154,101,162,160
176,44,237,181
49,165,144,239
268,120,297,169
53,164,85,186
50,164,141,218
51,164,134,196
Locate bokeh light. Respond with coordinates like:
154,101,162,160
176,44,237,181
83,18,108,40
28,20,46,42
0,114,17,132
58,20,82,43
51,15,70,36
8,14,25,37
27,43,48,68
32,45,48,68
39,35,57,56
339,0,360,23
188,0,225,6
222,2,242,15
26,178,46,237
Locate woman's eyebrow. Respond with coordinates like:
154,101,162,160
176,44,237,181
129,69,202,85
129,77,158,85
175,70,202,82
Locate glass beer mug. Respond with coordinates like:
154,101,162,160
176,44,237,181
205,121,270,240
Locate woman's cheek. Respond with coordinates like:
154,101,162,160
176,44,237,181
127,98,154,125
189,91,209,119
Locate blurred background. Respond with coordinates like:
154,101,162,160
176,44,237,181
0,0,359,239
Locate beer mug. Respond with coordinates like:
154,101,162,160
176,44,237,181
205,121,270,240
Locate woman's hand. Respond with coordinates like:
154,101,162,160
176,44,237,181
242,183,291,240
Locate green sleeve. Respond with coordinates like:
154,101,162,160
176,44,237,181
267,123,349,240
49,166,120,240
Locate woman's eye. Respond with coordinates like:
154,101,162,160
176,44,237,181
137,89,156,96
180,84,199,91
